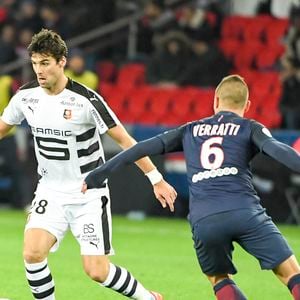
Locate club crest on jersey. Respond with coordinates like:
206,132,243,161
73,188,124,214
63,109,72,119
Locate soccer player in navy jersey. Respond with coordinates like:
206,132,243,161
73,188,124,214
0,29,176,300
83,75,300,299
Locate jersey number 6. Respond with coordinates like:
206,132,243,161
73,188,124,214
200,137,224,169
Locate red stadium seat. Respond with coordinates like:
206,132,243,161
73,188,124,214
125,86,153,123
103,87,128,119
189,88,214,120
235,69,258,88
117,63,146,90
256,44,285,70
96,60,117,83
219,39,241,60
265,18,289,46
251,78,271,100
98,81,114,99
221,15,249,40
233,41,264,70
135,87,176,125
150,88,175,120
243,15,272,42
168,87,196,124
256,106,282,128
157,87,196,125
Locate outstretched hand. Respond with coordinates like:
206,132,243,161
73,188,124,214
153,179,177,212
81,182,88,193
81,165,108,193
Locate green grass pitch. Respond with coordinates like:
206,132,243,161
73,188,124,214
0,209,299,299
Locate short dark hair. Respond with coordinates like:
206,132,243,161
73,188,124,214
27,28,68,61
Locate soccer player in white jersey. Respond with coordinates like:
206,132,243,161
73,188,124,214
0,29,176,300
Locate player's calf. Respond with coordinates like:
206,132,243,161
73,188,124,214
214,278,247,300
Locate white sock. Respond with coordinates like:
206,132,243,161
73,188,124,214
25,259,55,300
101,263,154,299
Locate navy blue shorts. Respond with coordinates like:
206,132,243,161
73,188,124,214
192,208,293,275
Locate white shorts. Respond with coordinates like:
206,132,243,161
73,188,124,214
25,185,115,256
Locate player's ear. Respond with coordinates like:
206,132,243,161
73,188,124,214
59,56,67,68
214,96,220,110
244,100,251,113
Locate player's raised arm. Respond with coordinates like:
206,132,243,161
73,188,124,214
251,121,300,172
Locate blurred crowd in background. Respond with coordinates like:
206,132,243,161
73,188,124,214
1,0,300,209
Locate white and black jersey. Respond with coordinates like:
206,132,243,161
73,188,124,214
1,78,120,193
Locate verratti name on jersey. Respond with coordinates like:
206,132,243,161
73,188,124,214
193,122,240,137
191,122,241,183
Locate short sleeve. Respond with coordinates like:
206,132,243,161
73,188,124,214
1,93,25,125
86,95,120,135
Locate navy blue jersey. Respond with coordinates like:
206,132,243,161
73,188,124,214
85,111,300,226
162,111,261,224
156,111,300,224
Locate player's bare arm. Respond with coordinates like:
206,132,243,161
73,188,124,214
0,118,14,139
87,123,177,211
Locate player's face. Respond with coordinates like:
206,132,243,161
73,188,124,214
31,53,66,90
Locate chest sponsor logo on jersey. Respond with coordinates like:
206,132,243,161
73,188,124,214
30,126,72,137
60,99,83,108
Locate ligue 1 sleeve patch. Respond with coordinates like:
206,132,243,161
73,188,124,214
63,109,72,119
262,127,272,137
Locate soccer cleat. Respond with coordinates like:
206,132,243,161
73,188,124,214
150,291,163,300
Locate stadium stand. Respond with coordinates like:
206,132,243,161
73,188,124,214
92,11,290,129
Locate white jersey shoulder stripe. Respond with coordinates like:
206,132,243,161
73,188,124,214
65,79,117,129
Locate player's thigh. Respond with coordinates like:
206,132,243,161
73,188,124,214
237,209,293,270
25,192,69,253
192,214,237,275
70,193,114,256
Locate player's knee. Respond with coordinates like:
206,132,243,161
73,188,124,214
23,248,47,263
83,261,110,283
84,266,109,282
